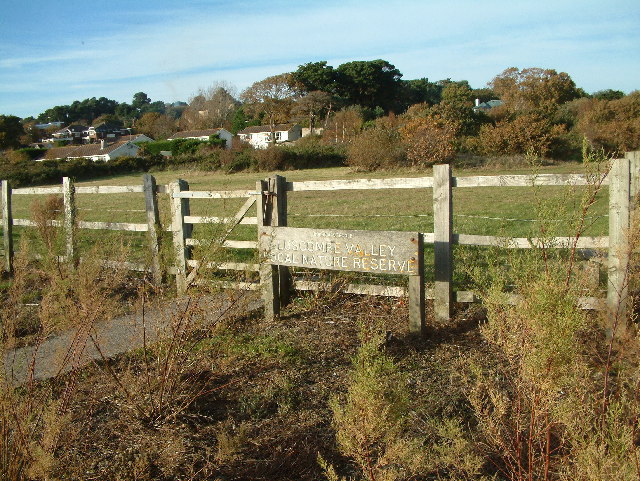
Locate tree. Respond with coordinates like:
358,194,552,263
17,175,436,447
335,59,403,112
132,92,151,111
490,67,581,116
135,112,176,140
240,73,298,143
433,82,480,136
180,83,239,130
398,78,443,110
592,89,625,101
0,115,25,149
292,61,337,93
293,90,333,132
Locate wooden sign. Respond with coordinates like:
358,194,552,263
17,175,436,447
259,226,421,275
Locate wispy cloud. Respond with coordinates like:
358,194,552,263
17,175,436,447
1,0,638,117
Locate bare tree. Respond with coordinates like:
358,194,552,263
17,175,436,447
179,81,239,130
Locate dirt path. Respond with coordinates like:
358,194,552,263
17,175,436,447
3,292,262,385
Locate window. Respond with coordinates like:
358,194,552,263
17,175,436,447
275,131,282,141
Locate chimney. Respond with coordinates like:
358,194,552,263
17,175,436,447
100,139,106,150
475,98,481,107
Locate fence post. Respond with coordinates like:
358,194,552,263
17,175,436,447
1,180,13,274
170,179,191,295
409,233,425,335
433,164,453,323
271,175,291,306
257,179,280,319
62,177,76,266
143,174,162,286
607,157,631,337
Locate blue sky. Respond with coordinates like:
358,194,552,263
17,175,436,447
0,0,638,119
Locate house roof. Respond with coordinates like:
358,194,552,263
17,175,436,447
42,140,134,160
238,124,298,135
168,128,226,139
475,99,504,110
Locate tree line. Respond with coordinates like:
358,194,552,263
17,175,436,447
0,60,638,165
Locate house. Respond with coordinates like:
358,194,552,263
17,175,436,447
47,124,87,144
473,99,504,112
39,139,140,162
83,123,130,143
167,128,233,149
237,124,302,149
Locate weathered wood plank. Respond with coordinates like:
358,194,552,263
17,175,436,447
186,239,257,249
193,279,260,291
183,215,257,225
75,185,144,194
171,190,255,199
2,180,13,273
143,174,162,285
607,157,631,335
453,173,607,188
293,280,407,297
433,164,452,323
12,186,63,195
259,226,421,275
186,260,259,271
63,177,76,266
258,179,279,319
273,175,291,306
454,233,609,249
409,233,425,335
288,177,433,192
76,221,148,231
170,180,191,295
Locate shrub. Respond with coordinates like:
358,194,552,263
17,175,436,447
477,113,567,157
402,115,457,166
346,127,407,171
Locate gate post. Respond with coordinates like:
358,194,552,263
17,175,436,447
257,179,280,319
143,174,162,286
433,164,453,323
1,180,13,273
271,175,290,306
170,179,191,295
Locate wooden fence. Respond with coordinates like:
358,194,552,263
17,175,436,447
1,151,638,334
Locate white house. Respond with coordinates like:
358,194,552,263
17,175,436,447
40,139,140,162
238,124,302,149
167,128,233,149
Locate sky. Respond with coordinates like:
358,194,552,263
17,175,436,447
0,0,638,119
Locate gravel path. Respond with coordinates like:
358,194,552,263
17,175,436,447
3,292,262,385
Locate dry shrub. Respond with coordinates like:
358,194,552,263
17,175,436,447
401,115,457,166
346,127,406,171
574,92,640,154
462,151,640,480
253,145,290,171
325,324,484,481
477,113,566,157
